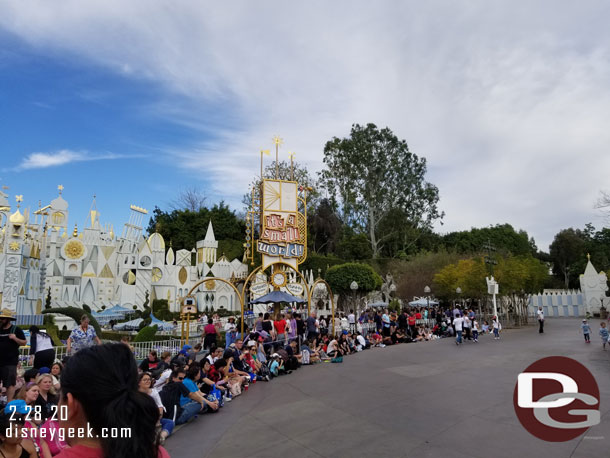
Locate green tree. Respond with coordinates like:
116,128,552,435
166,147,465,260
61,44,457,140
320,123,443,257
549,228,587,288
147,201,246,258
326,263,383,295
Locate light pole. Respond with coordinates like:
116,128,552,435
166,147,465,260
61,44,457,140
456,287,462,309
350,281,358,333
424,285,431,309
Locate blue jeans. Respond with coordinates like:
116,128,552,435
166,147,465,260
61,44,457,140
160,418,174,435
176,401,204,425
456,330,463,344
493,328,499,338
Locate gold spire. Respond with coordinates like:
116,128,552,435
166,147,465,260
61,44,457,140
72,223,78,238
58,185,64,195
272,135,283,179
9,209,25,225
109,224,115,240
587,253,591,261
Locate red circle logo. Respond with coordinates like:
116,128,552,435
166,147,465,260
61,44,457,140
513,356,600,442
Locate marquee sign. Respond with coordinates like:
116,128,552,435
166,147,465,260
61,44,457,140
257,179,307,271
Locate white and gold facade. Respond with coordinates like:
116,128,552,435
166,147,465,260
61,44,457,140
0,187,248,315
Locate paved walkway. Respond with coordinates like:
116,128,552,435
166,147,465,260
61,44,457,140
165,318,609,458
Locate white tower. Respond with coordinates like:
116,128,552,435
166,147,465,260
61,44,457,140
579,254,608,314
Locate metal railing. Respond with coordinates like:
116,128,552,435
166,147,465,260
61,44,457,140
18,336,206,368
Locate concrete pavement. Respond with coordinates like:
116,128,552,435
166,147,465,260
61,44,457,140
165,318,609,458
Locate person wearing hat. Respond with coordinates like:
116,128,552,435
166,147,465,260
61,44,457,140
0,309,26,403
1,401,38,458
581,319,591,343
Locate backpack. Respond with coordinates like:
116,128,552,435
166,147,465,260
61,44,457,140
301,349,310,365
330,355,343,363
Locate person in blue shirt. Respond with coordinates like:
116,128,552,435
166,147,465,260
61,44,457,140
599,322,608,350
180,365,219,415
581,319,591,343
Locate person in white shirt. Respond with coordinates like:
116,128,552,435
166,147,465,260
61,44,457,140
355,333,367,351
492,316,501,340
453,314,464,345
347,310,356,333
537,307,544,334
472,320,479,342
463,315,472,341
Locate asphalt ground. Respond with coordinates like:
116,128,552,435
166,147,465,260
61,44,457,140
164,318,610,458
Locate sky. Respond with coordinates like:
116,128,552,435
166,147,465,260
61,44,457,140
1,1,610,251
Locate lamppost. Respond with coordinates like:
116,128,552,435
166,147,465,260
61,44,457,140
350,281,358,333
456,287,462,309
424,285,431,309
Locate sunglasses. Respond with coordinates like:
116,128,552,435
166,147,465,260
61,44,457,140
177,377,184,381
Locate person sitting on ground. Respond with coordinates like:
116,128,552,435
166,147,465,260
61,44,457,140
160,368,206,425
285,340,302,365
300,339,320,363
355,332,369,351
326,336,342,358
22,368,39,385
35,372,58,422
244,341,262,373
222,351,251,387
50,362,62,390
339,333,354,353
182,365,219,414
138,372,174,444
187,344,205,365
369,332,383,347
0,410,38,458
139,350,161,373
205,346,220,366
56,343,170,457
17,382,41,426
482,321,490,334
269,354,286,377
199,359,229,401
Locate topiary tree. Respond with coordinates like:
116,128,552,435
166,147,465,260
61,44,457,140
42,305,102,337
134,325,158,342
326,262,383,310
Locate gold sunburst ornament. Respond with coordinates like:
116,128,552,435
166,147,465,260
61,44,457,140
64,240,85,259
9,242,19,251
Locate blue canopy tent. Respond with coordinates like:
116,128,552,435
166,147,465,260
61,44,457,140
150,314,175,332
249,290,307,304
368,302,389,308
92,309,124,325
408,298,439,307
106,305,134,315
113,318,144,331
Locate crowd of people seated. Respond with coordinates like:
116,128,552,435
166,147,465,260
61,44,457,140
0,305,493,458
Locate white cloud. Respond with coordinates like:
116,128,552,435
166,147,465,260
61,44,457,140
2,1,610,249
15,150,125,170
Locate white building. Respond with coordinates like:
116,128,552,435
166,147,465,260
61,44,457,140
0,188,248,316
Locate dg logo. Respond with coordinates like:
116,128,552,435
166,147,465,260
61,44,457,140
513,356,600,441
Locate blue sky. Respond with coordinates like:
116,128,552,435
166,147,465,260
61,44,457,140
0,31,221,230
2,1,610,250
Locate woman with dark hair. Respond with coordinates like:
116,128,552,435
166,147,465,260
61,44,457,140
202,319,217,350
28,325,56,369
50,362,62,391
0,412,37,458
55,343,170,458
137,372,173,444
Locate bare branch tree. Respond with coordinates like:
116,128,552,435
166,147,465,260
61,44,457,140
169,186,207,212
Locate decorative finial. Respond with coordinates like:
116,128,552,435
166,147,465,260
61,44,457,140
58,185,64,195
272,135,283,146
587,253,591,261
73,223,78,238
15,195,23,207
